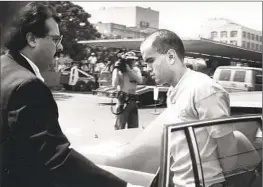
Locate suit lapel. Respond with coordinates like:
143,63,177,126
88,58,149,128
8,50,36,75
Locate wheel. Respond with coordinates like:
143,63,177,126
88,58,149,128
63,84,72,90
86,81,96,91
75,81,87,92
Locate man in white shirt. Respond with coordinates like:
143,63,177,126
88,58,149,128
140,29,237,187
88,52,97,73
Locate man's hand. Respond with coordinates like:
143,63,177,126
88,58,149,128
126,65,143,84
125,64,132,72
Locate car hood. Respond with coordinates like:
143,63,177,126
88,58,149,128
74,128,143,164
74,108,178,174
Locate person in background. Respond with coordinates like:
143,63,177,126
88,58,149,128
88,52,97,74
112,51,143,130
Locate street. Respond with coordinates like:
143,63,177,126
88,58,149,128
53,91,165,147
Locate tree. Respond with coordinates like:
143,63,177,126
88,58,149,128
47,1,101,61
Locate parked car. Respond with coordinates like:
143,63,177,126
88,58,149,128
74,91,262,187
213,66,262,92
60,66,96,91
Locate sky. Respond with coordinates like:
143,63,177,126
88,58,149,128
73,2,262,38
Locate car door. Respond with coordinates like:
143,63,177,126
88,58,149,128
157,115,262,187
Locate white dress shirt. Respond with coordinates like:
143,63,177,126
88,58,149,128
20,53,45,82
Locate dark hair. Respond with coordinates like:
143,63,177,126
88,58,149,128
0,2,27,28
5,2,60,51
145,29,185,61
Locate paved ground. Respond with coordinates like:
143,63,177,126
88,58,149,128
53,91,165,146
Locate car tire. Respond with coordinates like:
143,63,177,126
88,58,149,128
75,81,87,92
63,84,72,91
86,81,96,91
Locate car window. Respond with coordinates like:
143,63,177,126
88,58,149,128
79,71,87,77
192,117,262,187
233,70,246,82
159,127,202,187
219,70,231,81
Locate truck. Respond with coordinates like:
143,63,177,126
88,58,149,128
60,65,97,92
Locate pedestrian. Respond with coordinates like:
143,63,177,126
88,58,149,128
0,2,143,187
88,52,97,74
112,51,143,130
140,29,237,187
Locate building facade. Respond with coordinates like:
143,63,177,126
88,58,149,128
94,22,157,39
200,18,262,52
90,6,159,39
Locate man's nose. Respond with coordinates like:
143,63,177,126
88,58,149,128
56,42,63,52
147,64,153,72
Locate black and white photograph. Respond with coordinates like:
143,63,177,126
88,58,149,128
0,1,262,187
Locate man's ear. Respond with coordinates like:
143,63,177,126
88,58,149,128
25,32,37,48
166,49,179,65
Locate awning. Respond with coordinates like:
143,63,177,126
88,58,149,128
78,38,262,63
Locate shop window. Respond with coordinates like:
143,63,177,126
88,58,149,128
251,34,255,40
220,31,227,38
230,31,237,37
242,31,246,38
242,41,246,48
211,31,218,38
247,42,250,49
230,40,237,45
247,33,250,39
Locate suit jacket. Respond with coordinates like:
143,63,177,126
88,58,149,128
0,51,127,187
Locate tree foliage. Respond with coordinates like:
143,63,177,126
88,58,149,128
47,1,101,61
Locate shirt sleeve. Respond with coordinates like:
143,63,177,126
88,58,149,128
194,85,234,138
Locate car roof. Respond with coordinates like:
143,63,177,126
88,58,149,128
217,66,262,71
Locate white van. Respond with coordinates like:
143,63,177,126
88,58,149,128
213,66,262,92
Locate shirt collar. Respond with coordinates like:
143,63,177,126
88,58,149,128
167,68,192,98
20,53,45,82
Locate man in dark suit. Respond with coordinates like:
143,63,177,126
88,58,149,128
0,2,142,187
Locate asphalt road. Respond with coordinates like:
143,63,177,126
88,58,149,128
53,91,165,147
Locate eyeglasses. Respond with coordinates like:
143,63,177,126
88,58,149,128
46,35,63,47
